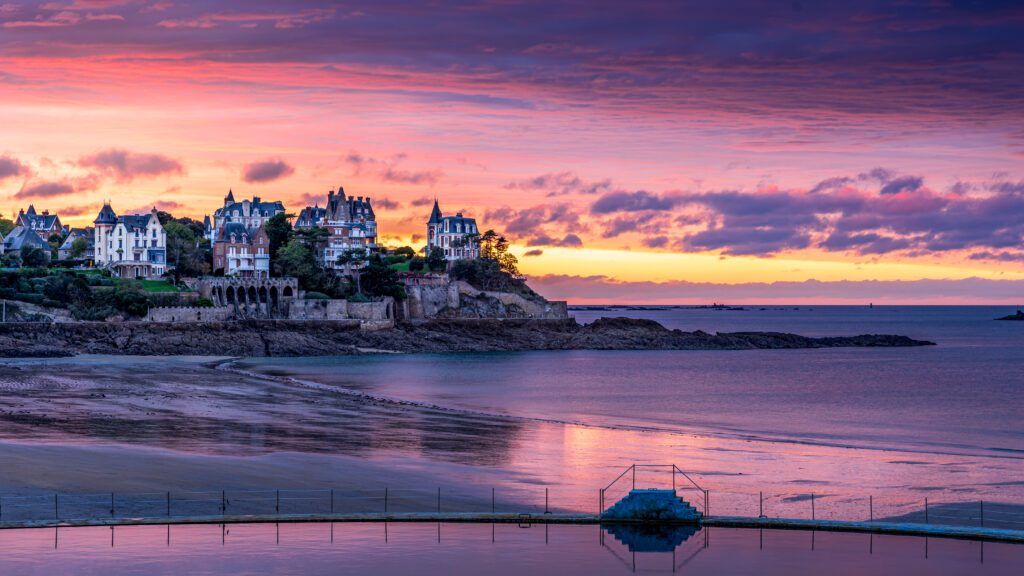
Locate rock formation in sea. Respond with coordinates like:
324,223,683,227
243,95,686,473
0,316,935,358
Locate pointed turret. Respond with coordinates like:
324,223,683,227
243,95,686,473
93,202,117,226
26,205,36,216
224,188,235,206
428,198,442,224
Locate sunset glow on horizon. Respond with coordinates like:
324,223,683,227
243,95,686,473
3,0,1024,303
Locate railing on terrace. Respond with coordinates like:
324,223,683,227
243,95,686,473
1,482,1022,533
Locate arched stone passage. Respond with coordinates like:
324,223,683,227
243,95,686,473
226,286,236,304
283,286,293,298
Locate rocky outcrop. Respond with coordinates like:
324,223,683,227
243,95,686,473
995,310,1024,321
0,316,934,358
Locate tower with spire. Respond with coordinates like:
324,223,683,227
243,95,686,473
294,184,378,271
425,199,479,262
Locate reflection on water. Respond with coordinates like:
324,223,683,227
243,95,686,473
0,523,1019,575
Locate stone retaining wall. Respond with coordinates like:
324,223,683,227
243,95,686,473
145,306,234,322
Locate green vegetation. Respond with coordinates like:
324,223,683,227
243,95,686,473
0,269,192,320
161,215,211,281
69,237,89,258
449,229,535,296
264,213,293,260
0,218,14,237
115,278,188,293
426,246,447,272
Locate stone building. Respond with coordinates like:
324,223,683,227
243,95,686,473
93,204,168,278
426,199,479,261
211,222,271,278
204,190,285,245
295,186,377,271
58,227,94,260
2,225,51,261
15,205,64,240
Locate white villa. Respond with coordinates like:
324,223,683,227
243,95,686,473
93,204,169,278
426,199,480,261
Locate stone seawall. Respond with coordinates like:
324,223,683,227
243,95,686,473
0,317,934,358
402,280,568,320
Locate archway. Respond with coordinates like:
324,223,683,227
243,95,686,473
283,285,294,298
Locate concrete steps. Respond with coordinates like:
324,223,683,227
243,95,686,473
601,489,702,523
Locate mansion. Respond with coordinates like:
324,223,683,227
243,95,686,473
93,204,168,278
16,205,64,240
427,199,480,261
205,191,284,278
295,187,377,270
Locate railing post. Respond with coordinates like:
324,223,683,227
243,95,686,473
545,488,550,514
672,467,676,493
632,465,636,490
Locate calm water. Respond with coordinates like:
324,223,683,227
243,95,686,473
0,523,1018,575
231,306,1024,518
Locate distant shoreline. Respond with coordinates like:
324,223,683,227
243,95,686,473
0,317,935,358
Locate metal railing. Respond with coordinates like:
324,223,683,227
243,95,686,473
599,464,707,516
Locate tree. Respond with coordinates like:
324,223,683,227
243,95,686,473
275,238,336,294
20,246,49,268
359,255,406,300
408,257,425,272
164,221,209,282
336,247,368,293
478,229,518,275
69,237,89,259
0,218,14,237
394,246,415,259
47,233,65,260
427,246,447,272
264,213,293,260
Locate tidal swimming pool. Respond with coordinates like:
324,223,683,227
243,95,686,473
0,522,1018,575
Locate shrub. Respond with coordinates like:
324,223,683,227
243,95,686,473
347,292,370,303
196,297,215,308
304,291,330,300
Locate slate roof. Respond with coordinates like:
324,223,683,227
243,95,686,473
94,203,118,225
18,205,61,232
3,226,50,252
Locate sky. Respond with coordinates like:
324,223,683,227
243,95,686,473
2,0,1024,303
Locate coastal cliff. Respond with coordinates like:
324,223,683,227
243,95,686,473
0,317,934,358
